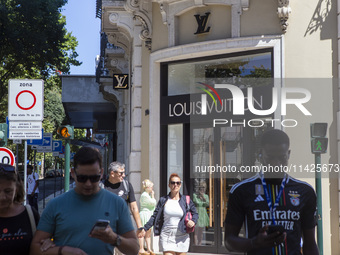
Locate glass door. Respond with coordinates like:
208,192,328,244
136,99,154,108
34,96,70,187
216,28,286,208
190,126,244,254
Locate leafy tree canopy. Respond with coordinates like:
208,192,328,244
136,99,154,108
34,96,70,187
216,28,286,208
0,0,81,119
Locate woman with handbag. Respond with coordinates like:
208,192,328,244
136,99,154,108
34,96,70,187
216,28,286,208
137,173,198,255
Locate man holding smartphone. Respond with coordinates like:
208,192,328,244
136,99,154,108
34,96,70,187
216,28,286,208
224,129,319,255
30,147,139,255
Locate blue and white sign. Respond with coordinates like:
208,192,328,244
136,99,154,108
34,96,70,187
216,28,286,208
36,133,52,152
52,140,62,153
27,138,43,146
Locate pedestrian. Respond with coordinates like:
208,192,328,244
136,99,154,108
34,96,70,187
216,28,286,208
30,147,139,255
138,179,157,255
0,163,53,254
27,164,39,212
193,180,209,246
224,129,319,255
137,173,198,255
103,161,143,254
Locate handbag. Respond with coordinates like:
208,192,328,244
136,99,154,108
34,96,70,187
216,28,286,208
184,195,195,233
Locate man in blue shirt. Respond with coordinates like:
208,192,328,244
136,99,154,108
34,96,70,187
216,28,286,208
30,147,139,255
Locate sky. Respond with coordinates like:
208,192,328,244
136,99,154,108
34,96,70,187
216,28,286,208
61,0,100,75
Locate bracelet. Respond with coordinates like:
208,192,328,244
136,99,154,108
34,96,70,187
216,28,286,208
58,246,65,255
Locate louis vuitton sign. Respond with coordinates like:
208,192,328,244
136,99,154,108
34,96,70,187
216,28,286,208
113,74,129,89
194,12,211,35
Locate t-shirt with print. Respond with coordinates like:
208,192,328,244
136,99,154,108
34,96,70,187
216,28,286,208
27,172,39,194
0,206,39,255
104,179,136,203
225,174,317,255
38,188,134,255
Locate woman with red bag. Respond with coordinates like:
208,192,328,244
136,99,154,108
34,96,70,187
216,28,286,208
137,173,198,255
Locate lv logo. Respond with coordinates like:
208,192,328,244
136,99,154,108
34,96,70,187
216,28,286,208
194,12,211,35
113,74,129,89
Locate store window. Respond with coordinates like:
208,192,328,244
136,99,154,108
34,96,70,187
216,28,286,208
161,49,273,254
167,51,272,96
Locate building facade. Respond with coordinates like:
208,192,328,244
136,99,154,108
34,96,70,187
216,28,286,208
95,0,340,253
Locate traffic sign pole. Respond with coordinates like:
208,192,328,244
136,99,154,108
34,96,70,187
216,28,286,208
24,140,27,205
64,140,70,192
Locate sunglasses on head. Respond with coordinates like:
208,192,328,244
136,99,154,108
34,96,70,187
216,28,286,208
76,174,101,183
0,164,16,173
170,181,182,185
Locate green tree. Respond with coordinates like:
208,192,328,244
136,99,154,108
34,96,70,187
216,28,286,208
0,0,81,121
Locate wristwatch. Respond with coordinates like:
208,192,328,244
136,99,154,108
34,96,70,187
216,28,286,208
113,234,121,246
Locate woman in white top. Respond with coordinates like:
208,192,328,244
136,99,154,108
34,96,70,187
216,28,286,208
137,173,198,255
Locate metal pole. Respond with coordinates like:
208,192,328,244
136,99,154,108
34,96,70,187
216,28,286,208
24,140,27,205
43,152,46,209
15,144,19,173
64,139,70,192
315,153,323,255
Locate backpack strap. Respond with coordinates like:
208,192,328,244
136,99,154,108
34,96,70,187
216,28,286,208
25,204,36,236
122,179,130,195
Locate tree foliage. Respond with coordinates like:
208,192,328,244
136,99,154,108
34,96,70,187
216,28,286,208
0,0,81,120
0,0,85,171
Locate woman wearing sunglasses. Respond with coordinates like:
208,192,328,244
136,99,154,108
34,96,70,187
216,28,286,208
0,163,53,254
137,173,198,255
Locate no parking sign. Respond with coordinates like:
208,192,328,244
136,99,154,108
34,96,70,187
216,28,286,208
0,147,15,166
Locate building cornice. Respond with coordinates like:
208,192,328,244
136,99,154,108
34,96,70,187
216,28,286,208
125,0,152,50
277,0,291,33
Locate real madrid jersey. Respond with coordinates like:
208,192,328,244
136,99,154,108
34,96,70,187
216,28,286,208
225,174,317,255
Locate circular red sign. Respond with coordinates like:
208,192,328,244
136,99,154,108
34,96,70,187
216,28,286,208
0,147,15,166
15,90,36,110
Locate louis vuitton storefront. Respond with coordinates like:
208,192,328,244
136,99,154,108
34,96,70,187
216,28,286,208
100,0,338,253
155,48,278,253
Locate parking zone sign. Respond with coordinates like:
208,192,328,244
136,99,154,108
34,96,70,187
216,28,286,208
8,79,44,121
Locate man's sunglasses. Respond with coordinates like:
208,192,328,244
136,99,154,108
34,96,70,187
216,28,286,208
76,174,101,183
170,181,182,185
115,171,125,177
0,164,16,173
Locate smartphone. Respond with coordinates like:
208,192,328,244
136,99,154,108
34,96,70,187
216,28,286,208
89,219,110,234
267,225,284,235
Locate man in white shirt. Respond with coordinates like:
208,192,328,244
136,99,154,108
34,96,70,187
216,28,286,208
27,164,39,211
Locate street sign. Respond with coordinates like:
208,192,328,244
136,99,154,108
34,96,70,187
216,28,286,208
52,140,63,152
52,152,59,157
27,138,43,146
8,79,44,121
13,139,22,144
0,147,15,166
9,121,42,130
8,121,43,140
9,130,43,140
36,133,52,152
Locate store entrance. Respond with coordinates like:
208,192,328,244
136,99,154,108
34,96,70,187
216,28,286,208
189,125,250,254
